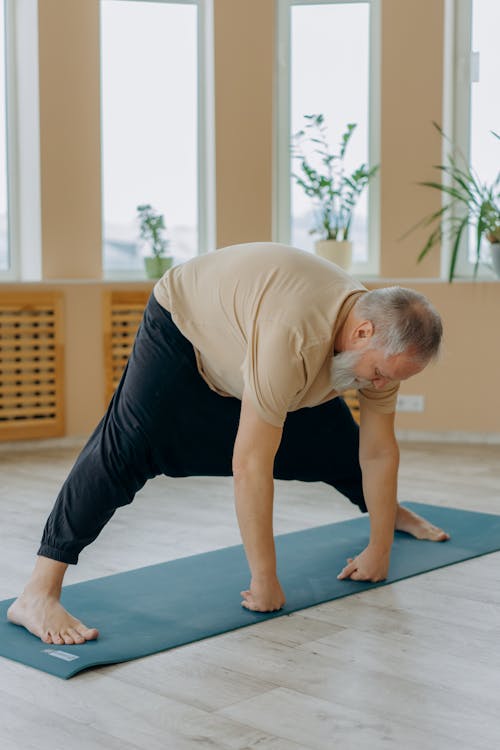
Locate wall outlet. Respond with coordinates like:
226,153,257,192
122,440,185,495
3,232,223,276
396,394,425,413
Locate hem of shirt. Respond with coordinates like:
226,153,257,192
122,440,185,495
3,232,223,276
244,387,285,428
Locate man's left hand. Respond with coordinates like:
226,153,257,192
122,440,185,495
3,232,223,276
337,544,390,582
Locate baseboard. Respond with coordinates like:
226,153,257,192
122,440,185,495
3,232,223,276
396,430,500,445
0,436,87,453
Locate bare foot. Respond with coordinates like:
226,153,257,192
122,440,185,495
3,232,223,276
395,505,450,542
7,592,99,645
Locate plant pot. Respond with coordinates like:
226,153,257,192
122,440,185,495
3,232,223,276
144,256,174,279
314,240,352,271
490,243,500,279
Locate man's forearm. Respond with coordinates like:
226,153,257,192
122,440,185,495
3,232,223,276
233,466,276,578
360,451,399,550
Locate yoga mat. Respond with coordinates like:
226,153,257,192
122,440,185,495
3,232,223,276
1,502,500,679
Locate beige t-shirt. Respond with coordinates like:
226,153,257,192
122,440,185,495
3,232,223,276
154,243,399,427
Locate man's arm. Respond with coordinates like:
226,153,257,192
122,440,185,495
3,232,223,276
338,403,399,582
232,388,285,611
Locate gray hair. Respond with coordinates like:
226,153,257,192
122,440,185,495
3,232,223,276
355,287,443,363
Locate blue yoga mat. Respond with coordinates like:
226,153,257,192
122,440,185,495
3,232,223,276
1,502,500,679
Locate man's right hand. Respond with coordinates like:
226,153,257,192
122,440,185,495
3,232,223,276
337,543,391,582
240,575,286,612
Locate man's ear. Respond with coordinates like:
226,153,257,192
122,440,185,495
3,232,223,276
352,320,374,346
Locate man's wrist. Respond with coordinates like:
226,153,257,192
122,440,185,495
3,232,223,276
368,538,393,554
251,568,278,581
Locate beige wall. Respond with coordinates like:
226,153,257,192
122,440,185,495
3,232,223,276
38,1,102,279
380,0,444,278
214,0,275,247
1,0,499,439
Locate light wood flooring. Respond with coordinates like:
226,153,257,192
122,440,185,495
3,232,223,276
0,440,499,750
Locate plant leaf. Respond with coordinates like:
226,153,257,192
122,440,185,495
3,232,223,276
448,216,469,282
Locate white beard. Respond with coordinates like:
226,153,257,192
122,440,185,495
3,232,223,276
330,350,372,392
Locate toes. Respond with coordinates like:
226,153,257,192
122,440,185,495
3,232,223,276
50,632,64,646
44,624,98,646
68,627,85,644
428,528,450,542
79,626,99,641
61,631,76,646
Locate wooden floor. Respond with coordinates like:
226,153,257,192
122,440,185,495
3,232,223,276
0,441,499,750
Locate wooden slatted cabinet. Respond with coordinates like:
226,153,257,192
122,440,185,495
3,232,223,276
0,292,65,441
103,291,150,405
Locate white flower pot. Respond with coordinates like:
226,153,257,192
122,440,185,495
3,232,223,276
490,243,500,279
314,240,352,271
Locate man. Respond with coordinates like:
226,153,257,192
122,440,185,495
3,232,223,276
7,242,448,645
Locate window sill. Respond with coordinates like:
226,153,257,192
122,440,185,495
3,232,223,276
0,277,155,286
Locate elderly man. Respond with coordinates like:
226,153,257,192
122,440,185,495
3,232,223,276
8,242,448,645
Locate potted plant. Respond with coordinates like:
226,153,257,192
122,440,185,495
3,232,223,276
137,203,174,279
291,113,379,270
409,124,500,282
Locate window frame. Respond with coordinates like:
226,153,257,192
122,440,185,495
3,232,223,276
100,0,216,280
0,0,42,282
0,0,13,279
274,0,381,276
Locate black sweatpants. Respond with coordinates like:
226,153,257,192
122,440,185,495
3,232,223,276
38,293,367,565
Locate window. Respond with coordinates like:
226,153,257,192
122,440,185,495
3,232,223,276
100,0,214,276
275,0,380,274
0,0,9,273
445,0,500,276
0,0,42,282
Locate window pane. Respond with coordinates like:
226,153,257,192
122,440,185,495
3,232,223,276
290,2,370,261
0,0,9,271
100,1,198,272
469,0,500,261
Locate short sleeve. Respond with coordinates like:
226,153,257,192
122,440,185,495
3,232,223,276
242,323,306,427
358,380,400,414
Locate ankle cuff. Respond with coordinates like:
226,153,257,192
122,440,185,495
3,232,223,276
37,545,78,565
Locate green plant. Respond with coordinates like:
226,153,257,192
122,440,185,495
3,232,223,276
410,123,500,282
291,114,379,241
136,204,169,258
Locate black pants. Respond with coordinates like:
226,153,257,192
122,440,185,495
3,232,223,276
38,293,367,565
